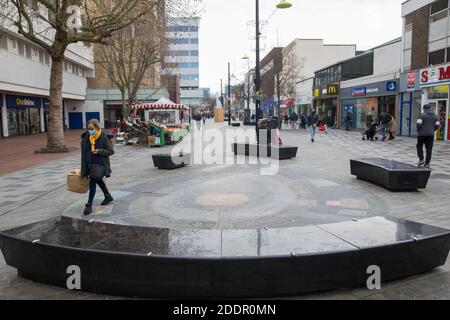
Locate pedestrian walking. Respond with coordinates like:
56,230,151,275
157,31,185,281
81,119,115,216
307,110,319,143
416,104,440,168
322,114,330,133
300,114,307,129
388,115,397,140
345,112,353,131
379,109,391,141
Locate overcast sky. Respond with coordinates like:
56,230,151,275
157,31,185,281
198,0,405,94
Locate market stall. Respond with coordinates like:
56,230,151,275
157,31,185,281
130,98,191,146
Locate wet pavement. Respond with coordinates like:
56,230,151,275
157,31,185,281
0,120,450,299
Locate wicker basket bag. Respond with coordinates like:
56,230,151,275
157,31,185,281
67,169,89,194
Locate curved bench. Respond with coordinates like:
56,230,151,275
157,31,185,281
1,216,449,298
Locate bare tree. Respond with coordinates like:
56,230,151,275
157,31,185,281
95,8,164,119
0,0,161,150
274,53,304,121
0,0,197,151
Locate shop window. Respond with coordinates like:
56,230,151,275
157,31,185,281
431,0,448,15
429,49,446,65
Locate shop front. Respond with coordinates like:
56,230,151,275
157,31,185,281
418,63,450,141
313,83,339,128
399,71,423,138
340,80,399,130
6,95,42,136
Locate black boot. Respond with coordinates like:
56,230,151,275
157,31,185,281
84,204,93,216
101,194,114,206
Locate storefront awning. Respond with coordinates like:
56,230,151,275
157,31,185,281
130,97,190,111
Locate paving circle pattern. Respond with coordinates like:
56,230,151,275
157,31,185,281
63,163,389,230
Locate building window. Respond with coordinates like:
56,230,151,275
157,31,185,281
430,9,447,23
190,50,199,56
25,44,32,59
429,49,446,65
431,0,448,15
17,40,24,56
0,32,6,49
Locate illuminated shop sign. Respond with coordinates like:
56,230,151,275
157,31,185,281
421,64,450,86
6,95,42,108
352,87,366,97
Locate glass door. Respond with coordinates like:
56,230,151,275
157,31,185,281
7,108,18,136
429,100,447,141
29,108,40,134
17,108,29,135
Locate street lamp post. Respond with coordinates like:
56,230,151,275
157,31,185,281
254,0,292,144
228,62,232,126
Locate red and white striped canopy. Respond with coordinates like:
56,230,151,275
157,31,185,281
130,97,189,111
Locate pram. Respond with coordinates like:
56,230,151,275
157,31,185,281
362,122,378,141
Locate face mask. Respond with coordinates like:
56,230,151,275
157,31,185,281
88,129,97,135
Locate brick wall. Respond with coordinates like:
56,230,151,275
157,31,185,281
406,4,430,70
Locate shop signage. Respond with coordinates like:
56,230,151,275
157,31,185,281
314,84,339,98
261,97,276,111
313,88,320,98
327,85,339,95
407,72,416,90
6,95,42,108
421,64,450,86
352,87,366,97
386,81,397,92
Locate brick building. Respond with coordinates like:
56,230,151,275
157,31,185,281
400,0,450,141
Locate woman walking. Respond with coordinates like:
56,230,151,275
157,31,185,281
81,119,115,216
388,115,397,140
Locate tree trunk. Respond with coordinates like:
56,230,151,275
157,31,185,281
47,56,66,150
121,89,128,120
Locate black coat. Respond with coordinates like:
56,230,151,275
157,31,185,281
80,131,115,178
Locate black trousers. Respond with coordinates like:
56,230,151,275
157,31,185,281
417,136,435,165
87,179,109,206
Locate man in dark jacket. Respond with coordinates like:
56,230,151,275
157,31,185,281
379,109,391,141
416,104,439,168
81,119,115,215
307,110,319,143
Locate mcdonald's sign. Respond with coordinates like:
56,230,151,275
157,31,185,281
327,85,339,95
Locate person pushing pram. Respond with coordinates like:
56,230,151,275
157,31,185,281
362,107,378,141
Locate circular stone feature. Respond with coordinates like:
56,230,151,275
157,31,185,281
63,164,389,230
196,193,250,207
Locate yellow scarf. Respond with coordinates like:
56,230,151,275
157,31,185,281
89,129,102,153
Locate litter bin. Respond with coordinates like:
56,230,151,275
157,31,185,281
257,117,279,145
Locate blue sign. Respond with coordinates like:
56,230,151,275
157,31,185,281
261,98,276,112
6,95,42,108
386,81,397,92
351,87,366,97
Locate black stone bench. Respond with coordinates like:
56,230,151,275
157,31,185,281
232,143,298,160
1,216,449,298
152,154,190,170
350,158,431,191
